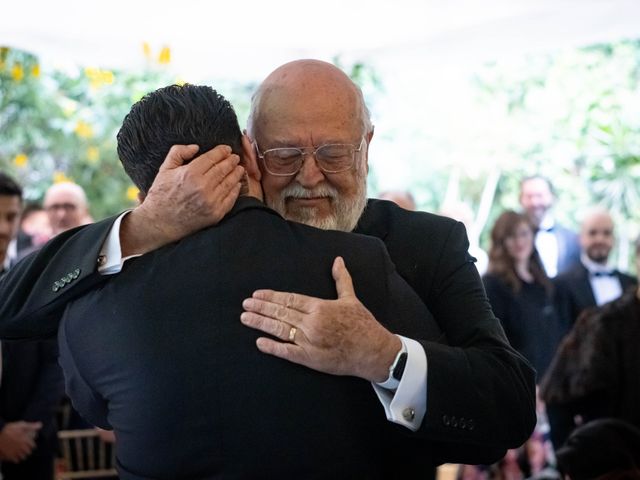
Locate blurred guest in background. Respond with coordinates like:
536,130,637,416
378,189,416,211
43,182,92,236
554,418,640,480
519,176,580,278
0,172,64,480
554,208,636,333
541,236,640,450
483,211,562,378
18,202,52,253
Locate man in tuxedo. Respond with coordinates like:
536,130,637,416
0,172,63,480
546,207,636,451
519,176,580,277
554,208,636,332
0,61,536,474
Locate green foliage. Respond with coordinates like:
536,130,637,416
1,47,190,219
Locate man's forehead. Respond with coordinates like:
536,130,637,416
0,195,22,213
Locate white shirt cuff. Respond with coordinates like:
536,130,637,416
371,335,427,431
98,210,140,275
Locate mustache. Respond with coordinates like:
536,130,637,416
282,183,338,200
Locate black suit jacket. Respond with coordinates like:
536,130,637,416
0,338,64,455
58,197,442,479
551,224,581,276
0,198,536,473
554,262,636,332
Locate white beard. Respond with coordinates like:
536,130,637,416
267,169,367,232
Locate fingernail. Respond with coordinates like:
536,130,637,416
240,312,249,323
242,299,252,308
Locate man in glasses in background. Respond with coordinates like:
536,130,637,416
43,182,92,237
0,60,536,476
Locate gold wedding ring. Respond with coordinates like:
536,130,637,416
288,326,297,342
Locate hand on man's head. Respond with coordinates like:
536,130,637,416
121,144,245,257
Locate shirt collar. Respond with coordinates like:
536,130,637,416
538,213,555,232
581,252,613,275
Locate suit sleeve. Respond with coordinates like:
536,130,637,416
413,222,536,461
0,216,117,340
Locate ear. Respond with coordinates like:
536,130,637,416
364,127,374,174
242,133,261,182
137,191,146,204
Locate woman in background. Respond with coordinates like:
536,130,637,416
483,210,562,379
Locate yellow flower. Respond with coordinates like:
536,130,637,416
31,64,40,77
53,171,72,184
74,120,94,139
13,153,28,168
158,46,171,64
142,42,152,59
101,70,114,85
175,77,186,86
86,146,100,163
126,186,140,202
11,63,24,82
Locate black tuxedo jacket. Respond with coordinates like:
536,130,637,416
550,224,581,276
0,338,64,456
553,262,636,332
0,198,536,474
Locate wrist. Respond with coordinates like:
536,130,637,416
376,339,407,390
121,207,171,257
370,334,403,383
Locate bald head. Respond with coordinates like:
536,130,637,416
248,59,372,141
245,60,372,233
44,182,90,235
580,208,615,264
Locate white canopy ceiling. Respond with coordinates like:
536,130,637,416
2,0,639,81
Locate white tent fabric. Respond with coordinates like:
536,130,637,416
2,0,639,81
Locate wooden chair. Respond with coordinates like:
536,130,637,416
57,429,117,479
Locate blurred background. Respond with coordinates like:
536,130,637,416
1,0,639,268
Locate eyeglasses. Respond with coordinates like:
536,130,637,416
45,203,78,212
254,137,365,176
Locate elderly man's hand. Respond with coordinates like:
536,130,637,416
240,257,402,382
122,144,245,256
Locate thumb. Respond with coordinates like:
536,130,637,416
332,256,355,299
159,144,199,171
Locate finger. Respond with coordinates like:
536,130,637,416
251,290,314,313
255,337,306,364
210,164,245,199
240,312,295,341
214,179,243,215
188,145,235,175
158,145,199,172
242,298,302,325
26,421,42,430
332,257,356,299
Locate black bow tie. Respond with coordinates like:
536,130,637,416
591,270,615,277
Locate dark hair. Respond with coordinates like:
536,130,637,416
488,210,552,294
556,418,640,480
117,84,242,193
0,172,23,201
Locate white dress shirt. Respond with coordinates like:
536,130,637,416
535,215,559,278
98,211,429,431
581,253,623,306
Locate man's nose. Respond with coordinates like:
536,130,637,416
294,154,325,188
